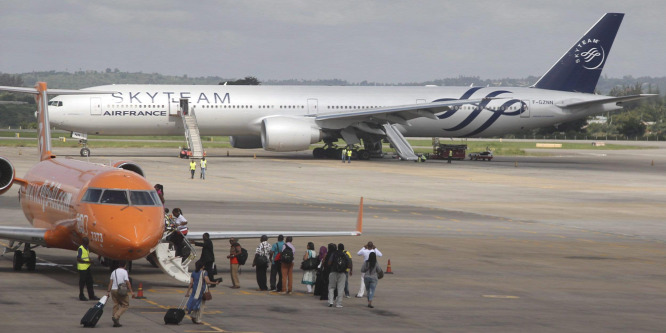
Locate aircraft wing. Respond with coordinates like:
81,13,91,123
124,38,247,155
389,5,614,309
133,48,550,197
314,98,487,129
557,94,657,109
0,85,117,95
0,226,49,246
185,198,364,241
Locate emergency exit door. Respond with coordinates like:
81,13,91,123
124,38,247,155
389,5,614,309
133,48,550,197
307,99,318,115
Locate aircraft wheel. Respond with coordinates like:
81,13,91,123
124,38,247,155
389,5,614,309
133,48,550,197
13,250,23,271
358,150,370,160
25,250,37,271
313,148,326,159
80,148,91,157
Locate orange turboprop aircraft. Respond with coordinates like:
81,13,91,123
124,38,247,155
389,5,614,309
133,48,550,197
0,82,362,279
0,82,164,270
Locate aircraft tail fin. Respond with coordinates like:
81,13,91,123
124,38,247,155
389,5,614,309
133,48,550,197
533,13,624,93
34,82,54,161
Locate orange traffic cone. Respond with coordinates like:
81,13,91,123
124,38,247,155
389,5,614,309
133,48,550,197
385,259,393,274
135,282,146,299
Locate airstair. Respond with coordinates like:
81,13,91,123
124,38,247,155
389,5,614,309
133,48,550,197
151,214,197,285
180,99,204,159
382,123,419,161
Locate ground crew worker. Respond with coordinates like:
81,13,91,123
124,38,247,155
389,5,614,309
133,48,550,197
200,157,207,180
341,147,346,163
190,159,196,179
346,147,352,163
448,149,453,163
77,237,99,301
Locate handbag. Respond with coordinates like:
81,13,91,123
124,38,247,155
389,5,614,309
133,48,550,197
115,270,129,296
203,286,212,301
255,253,269,267
301,257,319,270
377,266,384,280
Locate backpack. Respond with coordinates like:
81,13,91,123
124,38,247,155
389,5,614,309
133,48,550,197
237,247,248,265
333,251,349,273
280,245,294,264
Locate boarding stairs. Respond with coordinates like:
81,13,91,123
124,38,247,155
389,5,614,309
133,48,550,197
382,123,418,161
151,214,197,285
182,111,204,159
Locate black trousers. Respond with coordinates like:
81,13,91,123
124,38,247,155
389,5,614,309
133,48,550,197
203,261,216,281
270,262,282,291
256,264,268,290
78,268,95,297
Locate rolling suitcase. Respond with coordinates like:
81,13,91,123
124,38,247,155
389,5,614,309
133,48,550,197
164,296,187,325
80,295,108,328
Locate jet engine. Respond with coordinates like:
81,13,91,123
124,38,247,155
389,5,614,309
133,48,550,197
0,156,15,195
230,135,263,149
261,117,322,152
112,161,145,177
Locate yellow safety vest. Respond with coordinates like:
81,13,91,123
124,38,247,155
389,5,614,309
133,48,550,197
190,161,196,170
77,245,91,271
347,150,352,157
200,160,207,168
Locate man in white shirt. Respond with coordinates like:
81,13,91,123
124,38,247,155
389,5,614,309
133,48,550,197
106,261,134,327
355,241,382,298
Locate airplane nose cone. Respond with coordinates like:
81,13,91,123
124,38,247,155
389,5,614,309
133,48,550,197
93,206,164,261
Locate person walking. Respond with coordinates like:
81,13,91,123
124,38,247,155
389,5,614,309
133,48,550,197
189,159,196,178
194,233,221,287
227,238,241,289
185,261,220,324
361,252,383,308
269,235,285,292
169,208,188,258
301,242,317,293
77,237,99,301
356,241,382,298
313,245,328,297
200,157,207,180
338,243,353,298
346,147,352,163
448,149,453,163
106,261,134,327
327,243,348,308
341,147,347,163
279,236,295,294
253,235,271,291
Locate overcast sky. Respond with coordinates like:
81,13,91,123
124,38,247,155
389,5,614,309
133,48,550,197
1,1,664,83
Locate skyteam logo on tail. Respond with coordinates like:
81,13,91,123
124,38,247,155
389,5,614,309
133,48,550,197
574,38,605,70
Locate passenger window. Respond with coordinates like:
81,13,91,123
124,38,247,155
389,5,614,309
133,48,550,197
130,191,157,206
100,190,129,205
81,189,103,203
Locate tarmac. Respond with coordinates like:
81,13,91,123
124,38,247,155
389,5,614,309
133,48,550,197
0,143,665,332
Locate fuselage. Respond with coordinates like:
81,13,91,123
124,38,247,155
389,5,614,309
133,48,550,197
48,85,621,139
18,157,164,260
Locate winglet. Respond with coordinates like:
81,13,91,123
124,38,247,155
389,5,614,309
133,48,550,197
355,197,363,235
35,82,55,161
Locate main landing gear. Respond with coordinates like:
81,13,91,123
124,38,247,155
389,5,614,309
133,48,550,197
6,242,37,271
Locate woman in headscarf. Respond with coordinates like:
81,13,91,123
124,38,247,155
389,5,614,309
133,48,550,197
313,245,328,297
301,242,317,293
317,243,337,300
361,252,382,308
185,261,220,324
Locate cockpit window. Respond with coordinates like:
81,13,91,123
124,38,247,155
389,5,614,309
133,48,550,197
82,188,161,206
81,189,103,203
100,190,129,205
130,191,157,206
48,100,63,107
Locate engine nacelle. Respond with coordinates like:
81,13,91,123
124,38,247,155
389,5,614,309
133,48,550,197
261,117,322,152
112,161,145,177
230,135,263,149
0,156,15,195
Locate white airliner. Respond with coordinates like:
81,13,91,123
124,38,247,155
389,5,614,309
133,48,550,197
41,13,651,160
